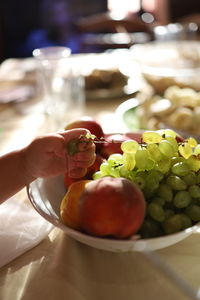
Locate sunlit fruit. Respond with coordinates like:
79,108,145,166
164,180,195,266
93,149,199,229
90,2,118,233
60,180,92,230
100,133,130,158
79,176,146,238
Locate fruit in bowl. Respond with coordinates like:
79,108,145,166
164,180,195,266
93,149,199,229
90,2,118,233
61,177,146,238
60,180,92,230
61,127,200,241
79,177,145,238
99,132,143,159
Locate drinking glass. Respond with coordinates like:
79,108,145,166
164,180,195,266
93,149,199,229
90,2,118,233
33,46,85,129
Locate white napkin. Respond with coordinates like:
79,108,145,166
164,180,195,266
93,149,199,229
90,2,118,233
0,196,53,268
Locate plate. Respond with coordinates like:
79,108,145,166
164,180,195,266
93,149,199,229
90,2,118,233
130,40,200,94
115,98,140,132
115,98,200,141
85,84,139,101
27,174,199,252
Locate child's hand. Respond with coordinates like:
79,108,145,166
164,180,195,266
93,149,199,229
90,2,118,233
23,129,96,180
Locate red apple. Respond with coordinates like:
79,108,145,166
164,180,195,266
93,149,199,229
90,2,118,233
125,132,143,143
100,133,130,158
79,176,146,238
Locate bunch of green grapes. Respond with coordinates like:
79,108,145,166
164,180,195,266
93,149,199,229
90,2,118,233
93,129,200,238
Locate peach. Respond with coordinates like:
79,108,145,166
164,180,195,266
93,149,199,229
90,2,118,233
79,177,146,238
60,180,92,230
63,172,83,189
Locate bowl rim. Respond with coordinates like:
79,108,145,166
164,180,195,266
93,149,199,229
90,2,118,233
26,173,200,252
130,40,200,74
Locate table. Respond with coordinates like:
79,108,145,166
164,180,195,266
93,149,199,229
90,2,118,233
0,55,200,300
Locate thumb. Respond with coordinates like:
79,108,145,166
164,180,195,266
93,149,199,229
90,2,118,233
58,128,91,144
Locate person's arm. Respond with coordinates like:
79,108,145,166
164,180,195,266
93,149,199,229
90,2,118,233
0,129,96,204
0,150,35,204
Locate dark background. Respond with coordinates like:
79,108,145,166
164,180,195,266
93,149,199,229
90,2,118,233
0,0,200,62
0,0,107,61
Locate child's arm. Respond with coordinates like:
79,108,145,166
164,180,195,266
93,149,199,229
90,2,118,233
0,129,96,204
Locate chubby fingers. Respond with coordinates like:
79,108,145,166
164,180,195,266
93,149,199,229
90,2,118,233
68,142,96,178
59,128,96,156
59,128,96,177
70,148,96,168
59,128,91,145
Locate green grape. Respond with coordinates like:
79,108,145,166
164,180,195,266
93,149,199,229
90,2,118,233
178,143,192,159
186,137,198,147
171,156,187,165
164,209,175,220
188,185,200,198
119,165,131,179
157,129,177,138
100,162,111,176
146,143,163,162
194,144,200,156
166,175,187,191
135,170,147,179
163,214,182,234
133,176,146,189
109,167,120,178
133,170,147,184
108,153,124,165
151,196,165,206
190,198,199,205
171,162,190,177
187,155,200,172
157,183,173,202
135,148,150,169
196,172,200,184
183,171,197,185
147,169,164,183
173,191,191,208
185,204,200,221
145,174,160,194
147,202,165,222
165,135,178,151
179,213,192,230
144,158,155,171
158,140,175,158
139,219,163,238
156,158,171,174
142,131,163,144
93,171,103,180
123,153,135,171
121,140,139,153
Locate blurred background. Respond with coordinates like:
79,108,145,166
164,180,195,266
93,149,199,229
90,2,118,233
1,0,200,62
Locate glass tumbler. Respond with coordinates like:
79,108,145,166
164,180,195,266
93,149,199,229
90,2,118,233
33,46,85,129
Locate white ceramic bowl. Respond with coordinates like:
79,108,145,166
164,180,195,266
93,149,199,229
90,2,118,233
27,174,199,253
130,40,200,94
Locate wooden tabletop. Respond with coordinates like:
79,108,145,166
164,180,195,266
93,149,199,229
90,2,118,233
0,55,200,300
